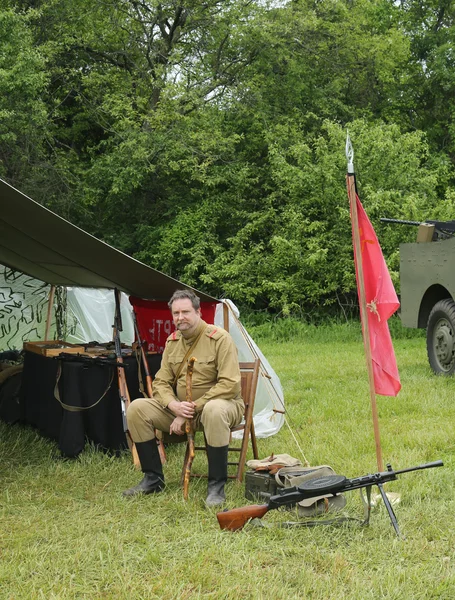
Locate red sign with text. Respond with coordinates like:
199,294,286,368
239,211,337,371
129,296,218,354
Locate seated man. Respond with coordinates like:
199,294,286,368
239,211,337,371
123,289,244,506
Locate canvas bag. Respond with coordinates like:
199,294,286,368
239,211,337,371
246,454,302,473
275,465,346,517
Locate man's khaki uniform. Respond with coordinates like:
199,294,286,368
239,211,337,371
127,320,244,447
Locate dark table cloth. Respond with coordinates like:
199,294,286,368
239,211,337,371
17,351,161,457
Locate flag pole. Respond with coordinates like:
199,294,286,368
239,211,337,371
346,135,384,471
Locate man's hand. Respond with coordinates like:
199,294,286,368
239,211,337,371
169,416,187,436
168,399,196,420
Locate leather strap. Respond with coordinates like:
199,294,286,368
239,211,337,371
54,362,115,412
172,326,207,390
134,344,147,397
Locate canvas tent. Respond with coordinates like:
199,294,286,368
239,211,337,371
0,178,284,438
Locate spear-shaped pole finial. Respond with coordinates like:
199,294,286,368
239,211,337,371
346,132,354,174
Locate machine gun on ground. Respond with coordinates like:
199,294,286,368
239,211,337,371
217,460,443,536
380,218,455,241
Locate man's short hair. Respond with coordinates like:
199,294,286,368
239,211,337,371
168,289,201,311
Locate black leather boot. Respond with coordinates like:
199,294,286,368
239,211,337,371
205,445,229,507
122,440,165,497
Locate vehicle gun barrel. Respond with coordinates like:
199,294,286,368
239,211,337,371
380,218,423,226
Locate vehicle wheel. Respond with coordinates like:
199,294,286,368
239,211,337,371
426,299,455,375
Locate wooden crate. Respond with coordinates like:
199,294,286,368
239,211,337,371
23,340,85,357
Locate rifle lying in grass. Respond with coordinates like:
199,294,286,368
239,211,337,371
217,460,443,535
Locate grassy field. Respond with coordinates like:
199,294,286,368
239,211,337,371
1,322,454,599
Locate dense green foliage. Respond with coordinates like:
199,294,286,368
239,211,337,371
2,0,455,314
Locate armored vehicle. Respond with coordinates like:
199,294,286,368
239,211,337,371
391,219,455,374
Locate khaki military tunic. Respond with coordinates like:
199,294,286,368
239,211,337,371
127,320,244,447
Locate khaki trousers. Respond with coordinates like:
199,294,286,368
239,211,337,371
126,396,244,447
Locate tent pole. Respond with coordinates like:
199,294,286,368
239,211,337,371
45,285,55,341
223,301,229,332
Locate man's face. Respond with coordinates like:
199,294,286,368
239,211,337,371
171,298,201,335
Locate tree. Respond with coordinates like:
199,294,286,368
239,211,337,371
0,8,50,192
198,120,449,314
15,0,267,232
3,0,455,316
396,0,455,160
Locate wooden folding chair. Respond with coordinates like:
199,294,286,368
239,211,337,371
181,359,260,487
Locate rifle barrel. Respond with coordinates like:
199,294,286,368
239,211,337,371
394,459,443,476
114,287,123,332
380,218,422,226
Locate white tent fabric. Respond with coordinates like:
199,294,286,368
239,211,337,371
0,270,134,348
66,287,134,346
215,300,285,439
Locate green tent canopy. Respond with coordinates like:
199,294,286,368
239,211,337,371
0,178,216,302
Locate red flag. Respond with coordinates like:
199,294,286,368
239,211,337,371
352,195,401,396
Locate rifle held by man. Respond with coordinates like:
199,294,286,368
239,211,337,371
217,460,443,533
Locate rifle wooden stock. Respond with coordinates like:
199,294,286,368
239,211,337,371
141,347,154,399
217,504,270,531
132,311,166,465
117,360,140,468
183,357,196,501
132,313,154,398
142,345,166,464
113,288,140,469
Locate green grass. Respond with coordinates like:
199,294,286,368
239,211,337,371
1,323,454,599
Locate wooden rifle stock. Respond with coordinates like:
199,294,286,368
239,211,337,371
183,357,196,501
217,504,270,531
113,289,140,468
141,348,154,399
132,311,166,465
117,361,140,468
132,313,153,398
